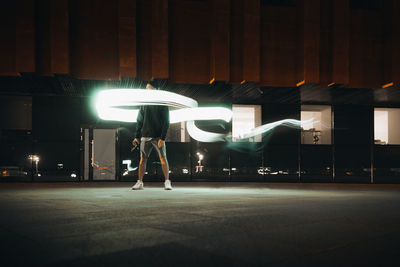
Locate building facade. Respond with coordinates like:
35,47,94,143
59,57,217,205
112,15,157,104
1,0,399,182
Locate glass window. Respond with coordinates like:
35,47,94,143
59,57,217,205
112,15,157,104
232,105,262,142
166,121,190,142
301,105,332,145
374,108,400,145
0,96,32,130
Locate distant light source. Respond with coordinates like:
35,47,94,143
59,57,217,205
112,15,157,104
296,80,305,87
71,173,77,178
382,82,394,88
196,152,204,161
28,155,40,162
28,154,40,176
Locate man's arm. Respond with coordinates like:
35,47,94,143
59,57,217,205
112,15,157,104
134,107,144,143
160,106,170,141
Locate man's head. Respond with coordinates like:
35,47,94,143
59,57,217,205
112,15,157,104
146,79,159,90
146,83,156,90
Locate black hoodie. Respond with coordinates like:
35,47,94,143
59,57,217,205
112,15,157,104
135,105,170,140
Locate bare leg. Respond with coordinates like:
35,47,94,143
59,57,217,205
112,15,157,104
160,156,169,181
138,157,147,181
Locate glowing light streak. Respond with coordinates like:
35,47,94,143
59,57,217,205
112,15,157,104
238,119,312,140
186,120,228,142
170,107,232,123
95,89,311,142
96,89,197,110
122,160,137,171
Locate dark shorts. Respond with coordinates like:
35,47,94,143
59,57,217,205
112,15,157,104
140,137,167,159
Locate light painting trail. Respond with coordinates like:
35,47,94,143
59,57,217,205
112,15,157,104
95,89,311,142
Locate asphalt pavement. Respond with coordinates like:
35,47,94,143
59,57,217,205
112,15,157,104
0,182,399,266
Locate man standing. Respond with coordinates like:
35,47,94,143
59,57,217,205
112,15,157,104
131,82,172,190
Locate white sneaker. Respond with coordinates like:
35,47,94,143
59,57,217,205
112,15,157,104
164,180,172,190
132,180,144,190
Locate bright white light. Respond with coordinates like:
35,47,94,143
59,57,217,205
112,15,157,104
28,155,40,162
94,89,309,143
301,111,321,130
71,173,77,178
237,119,312,140
186,120,227,142
182,168,189,174
95,89,230,142
122,159,137,171
232,105,261,142
95,89,198,123
170,107,232,123
374,110,388,144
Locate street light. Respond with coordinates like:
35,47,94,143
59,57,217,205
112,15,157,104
28,155,40,176
196,152,204,173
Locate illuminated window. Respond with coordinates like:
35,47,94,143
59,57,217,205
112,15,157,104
232,105,262,142
301,105,332,145
374,108,400,145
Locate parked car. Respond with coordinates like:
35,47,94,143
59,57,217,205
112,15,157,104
0,166,28,177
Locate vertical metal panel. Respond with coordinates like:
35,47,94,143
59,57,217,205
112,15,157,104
295,0,304,83
260,4,299,86
35,0,51,76
242,0,260,82
152,0,169,79
169,0,210,83
36,0,69,75
210,0,230,82
319,0,333,85
392,0,400,84
0,1,16,75
332,0,349,85
0,0,34,75
136,0,152,80
70,0,119,80
119,0,137,78
16,0,35,73
230,0,243,83
50,0,69,74
303,0,320,84
349,7,383,88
